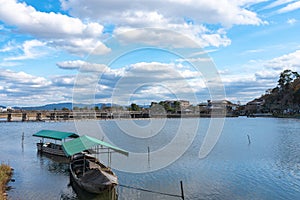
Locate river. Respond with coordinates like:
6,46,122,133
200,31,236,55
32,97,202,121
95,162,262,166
0,117,299,199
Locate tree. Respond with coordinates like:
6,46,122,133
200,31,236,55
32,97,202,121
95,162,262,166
62,107,69,111
278,69,299,89
130,103,141,111
73,106,79,110
174,101,181,111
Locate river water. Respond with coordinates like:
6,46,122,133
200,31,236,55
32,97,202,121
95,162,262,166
0,117,300,200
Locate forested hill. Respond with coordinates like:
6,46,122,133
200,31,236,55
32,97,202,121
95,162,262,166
251,69,300,113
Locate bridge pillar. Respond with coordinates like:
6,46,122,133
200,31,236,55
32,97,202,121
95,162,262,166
22,113,27,121
36,112,42,121
7,113,12,122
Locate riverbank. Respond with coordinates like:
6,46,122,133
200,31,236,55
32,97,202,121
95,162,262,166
0,164,12,200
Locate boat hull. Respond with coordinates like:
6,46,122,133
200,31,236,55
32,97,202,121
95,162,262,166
37,142,66,157
70,154,118,194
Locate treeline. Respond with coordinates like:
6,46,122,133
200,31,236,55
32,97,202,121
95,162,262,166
259,69,300,113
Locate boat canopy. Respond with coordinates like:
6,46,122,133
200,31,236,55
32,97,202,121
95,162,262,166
62,135,129,156
33,130,79,140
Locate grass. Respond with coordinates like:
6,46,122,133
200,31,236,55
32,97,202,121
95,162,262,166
0,164,12,200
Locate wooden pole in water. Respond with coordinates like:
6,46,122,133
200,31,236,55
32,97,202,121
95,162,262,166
147,146,150,167
21,132,24,152
180,181,185,200
247,134,251,144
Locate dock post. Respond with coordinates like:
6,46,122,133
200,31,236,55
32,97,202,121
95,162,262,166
180,181,185,200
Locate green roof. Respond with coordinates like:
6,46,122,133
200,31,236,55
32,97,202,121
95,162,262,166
33,130,79,140
62,135,129,156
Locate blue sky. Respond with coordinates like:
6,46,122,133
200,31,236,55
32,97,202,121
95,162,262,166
0,0,300,107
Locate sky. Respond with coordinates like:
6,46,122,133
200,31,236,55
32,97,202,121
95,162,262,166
0,0,300,107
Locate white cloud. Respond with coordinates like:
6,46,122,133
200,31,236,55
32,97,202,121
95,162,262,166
278,1,300,13
241,48,265,55
0,62,20,67
0,0,108,56
106,62,206,104
263,0,295,10
287,18,297,25
4,40,46,61
56,60,108,72
220,49,300,103
61,0,265,27
57,60,207,104
60,0,266,49
115,27,231,48
0,69,77,106
50,39,110,56
0,69,51,86
264,49,300,71
0,40,16,52
0,0,103,38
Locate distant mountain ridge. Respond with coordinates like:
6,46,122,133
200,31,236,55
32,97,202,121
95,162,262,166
14,102,113,111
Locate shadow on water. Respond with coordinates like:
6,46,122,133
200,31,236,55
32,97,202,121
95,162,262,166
60,175,118,200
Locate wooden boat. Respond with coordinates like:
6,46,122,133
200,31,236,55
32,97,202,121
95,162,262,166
33,130,79,157
70,153,118,193
37,142,66,156
62,135,128,194
68,171,118,200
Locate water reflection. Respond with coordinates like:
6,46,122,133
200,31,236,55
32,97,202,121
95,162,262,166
37,152,70,175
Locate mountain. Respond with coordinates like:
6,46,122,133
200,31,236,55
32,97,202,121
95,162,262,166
17,102,113,111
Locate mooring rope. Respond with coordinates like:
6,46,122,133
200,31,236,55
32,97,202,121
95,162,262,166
119,184,183,199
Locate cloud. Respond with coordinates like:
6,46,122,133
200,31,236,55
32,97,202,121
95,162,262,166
49,38,110,56
0,69,50,86
264,49,300,71
241,48,265,55
0,0,103,38
0,0,108,55
0,61,20,67
104,62,205,104
115,27,231,48
5,48,300,105
262,0,295,10
56,60,108,72
221,49,300,103
278,1,300,13
52,75,76,87
61,0,265,27
0,40,16,53
4,39,47,61
60,0,266,48
57,59,207,104
287,18,297,25
0,69,76,106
